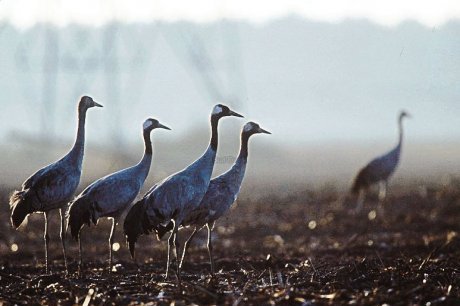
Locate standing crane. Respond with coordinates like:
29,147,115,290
124,104,243,280
9,96,102,274
351,110,411,212
177,122,271,275
67,118,170,274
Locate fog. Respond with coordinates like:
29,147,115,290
0,17,459,187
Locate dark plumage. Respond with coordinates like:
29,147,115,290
351,172,367,195
123,199,153,258
10,190,35,229
68,198,98,240
351,110,410,211
156,222,173,240
9,96,102,274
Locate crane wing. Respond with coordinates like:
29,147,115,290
21,161,80,206
22,166,50,190
78,172,142,217
146,173,207,222
365,147,400,180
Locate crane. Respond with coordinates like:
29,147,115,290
124,104,243,280
67,118,170,274
177,122,271,275
9,96,102,274
351,110,411,212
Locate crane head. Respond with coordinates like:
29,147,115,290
212,104,244,119
243,121,271,136
399,110,411,119
79,96,103,111
143,118,171,132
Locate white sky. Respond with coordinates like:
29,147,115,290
1,0,459,28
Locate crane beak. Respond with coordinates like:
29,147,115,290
229,110,244,118
158,123,171,130
93,101,103,107
258,127,271,134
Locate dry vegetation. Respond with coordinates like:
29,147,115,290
0,179,459,305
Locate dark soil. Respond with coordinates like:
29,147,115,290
0,180,459,305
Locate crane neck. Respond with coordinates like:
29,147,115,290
210,115,220,151
71,107,87,157
133,129,153,180
397,117,404,148
143,129,153,156
238,132,251,160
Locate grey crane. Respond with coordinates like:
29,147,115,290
67,118,170,273
177,122,271,275
9,96,102,274
124,104,243,279
351,110,411,212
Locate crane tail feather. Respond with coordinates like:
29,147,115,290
351,179,361,195
351,168,368,195
9,190,34,229
124,199,149,259
67,197,97,241
156,222,174,240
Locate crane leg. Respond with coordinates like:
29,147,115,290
165,219,176,280
378,181,388,217
378,181,387,201
44,212,50,274
354,189,366,213
173,223,181,281
206,223,215,276
108,218,116,273
179,226,198,270
59,208,68,275
78,231,83,277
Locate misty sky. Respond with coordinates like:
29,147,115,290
0,2,459,147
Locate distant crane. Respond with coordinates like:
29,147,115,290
177,122,271,275
351,110,411,212
124,104,243,279
67,118,170,274
9,96,102,274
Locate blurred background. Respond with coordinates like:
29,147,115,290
0,0,459,192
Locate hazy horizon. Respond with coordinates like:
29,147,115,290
1,17,459,145
1,13,459,187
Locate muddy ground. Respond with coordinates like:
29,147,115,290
0,180,459,305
